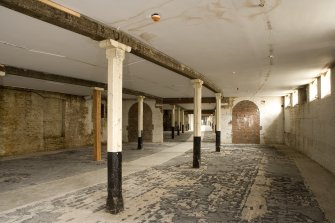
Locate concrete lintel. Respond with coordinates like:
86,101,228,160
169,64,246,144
0,0,222,94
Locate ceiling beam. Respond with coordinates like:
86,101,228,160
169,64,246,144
0,0,222,94
163,97,217,104
0,65,162,101
185,110,214,115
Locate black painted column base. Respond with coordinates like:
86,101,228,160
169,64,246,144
177,126,180,135
171,127,175,139
182,125,184,133
216,131,221,152
193,137,201,168
137,136,143,150
106,152,123,214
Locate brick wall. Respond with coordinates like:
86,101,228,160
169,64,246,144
232,100,260,144
0,87,107,157
122,99,163,143
221,97,284,144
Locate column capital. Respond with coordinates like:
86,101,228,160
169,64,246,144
99,39,131,52
99,39,131,61
172,105,176,109
215,93,222,99
137,95,145,100
191,79,204,87
91,87,105,91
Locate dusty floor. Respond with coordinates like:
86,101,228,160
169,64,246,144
0,132,334,222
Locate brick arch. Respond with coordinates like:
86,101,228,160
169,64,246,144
128,102,153,142
232,100,260,144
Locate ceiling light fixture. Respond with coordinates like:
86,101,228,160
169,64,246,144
38,0,81,17
151,13,161,22
259,0,265,7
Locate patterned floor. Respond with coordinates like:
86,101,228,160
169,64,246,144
0,145,327,223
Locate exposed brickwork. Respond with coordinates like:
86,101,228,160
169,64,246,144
0,87,95,156
163,110,172,131
232,100,260,144
127,102,153,142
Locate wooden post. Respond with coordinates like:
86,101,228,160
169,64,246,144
93,87,104,161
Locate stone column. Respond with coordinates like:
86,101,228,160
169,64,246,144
215,93,222,152
192,79,203,168
137,96,145,150
177,107,180,136
100,39,131,214
213,109,216,132
182,109,185,133
171,105,175,139
92,87,104,161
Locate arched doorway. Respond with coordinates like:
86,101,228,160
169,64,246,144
128,102,153,142
232,100,260,144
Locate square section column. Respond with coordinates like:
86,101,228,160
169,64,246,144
192,79,203,168
171,105,175,139
100,39,131,214
137,96,145,149
215,93,222,152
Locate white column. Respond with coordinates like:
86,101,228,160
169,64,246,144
215,93,222,152
99,39,131,214
171,105,175,139
171,105,175,127
192,79,203,168
215,93,222,131
182,109,185,133
177,107,180,135
137,96,145,149
192,79,203,137
137,96,145,137
100,39,131,153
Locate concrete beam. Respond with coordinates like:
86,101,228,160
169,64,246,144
185,110,214,115
0,0,222,94
163,97,217,104
163,97,230,104
1,65,162,101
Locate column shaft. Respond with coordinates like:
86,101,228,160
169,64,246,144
215,93,222,152
192,79,203,168
182,110,185,133
171,105,175,139
100,39,131,214
137,96,145,149
177,107,180,136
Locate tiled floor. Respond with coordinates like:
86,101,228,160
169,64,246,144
0,142,332,223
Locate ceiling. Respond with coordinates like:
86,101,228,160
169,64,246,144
1,0,335,101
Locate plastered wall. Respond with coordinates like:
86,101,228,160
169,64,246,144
0,87,108,157
122,99,163,143
221,97,284,144
284,67,335,175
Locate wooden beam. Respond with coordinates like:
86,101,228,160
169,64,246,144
92,88,102,161
0,0,222,94
2,65,162,101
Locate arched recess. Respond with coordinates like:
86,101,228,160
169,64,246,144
128,102,153,142
232,100,260,144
